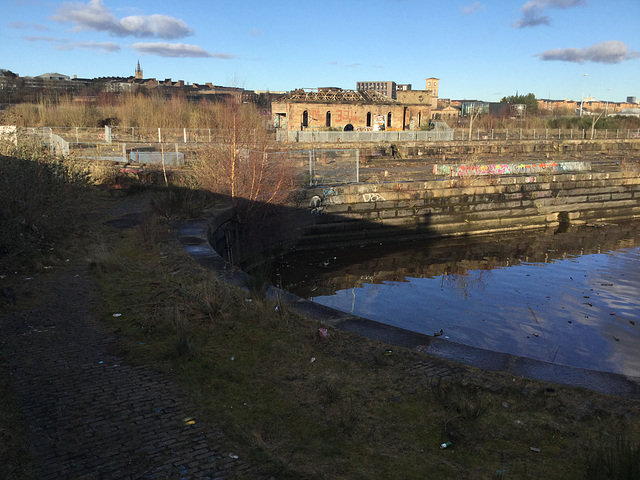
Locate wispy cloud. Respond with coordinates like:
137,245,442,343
57,41,120,53
23,34,120,52
461,2,486,16
51,0,194,39
248,28,263,37
513,0,586,28
131,42,235,59
24,36,67,44
10,20,49,31
536,40,640,63
329,61,362,68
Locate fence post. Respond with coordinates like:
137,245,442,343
309,149,313,186
558,128,561,139
208,129,211,143
158,128,162,143
122,143,127,162
356,149,360,183
183,128,187,143
520,129,522,140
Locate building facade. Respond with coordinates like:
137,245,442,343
271,88,407,131
356,81,397,100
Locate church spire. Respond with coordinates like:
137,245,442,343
135,60,143,79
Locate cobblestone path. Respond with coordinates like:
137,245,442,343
0,266,259,480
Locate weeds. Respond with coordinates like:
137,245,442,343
0,137,89,272
4,143,640,479
431,377,489,420
586,434,640,480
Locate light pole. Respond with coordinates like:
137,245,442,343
579,73,587,116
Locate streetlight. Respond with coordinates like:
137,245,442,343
579,73,587,116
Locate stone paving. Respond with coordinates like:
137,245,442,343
0,266,259,480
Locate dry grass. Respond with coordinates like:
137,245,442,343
87,193,640,480
2,133,640,479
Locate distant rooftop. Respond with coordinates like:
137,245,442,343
279,88,396,104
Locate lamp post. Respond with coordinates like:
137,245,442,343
579,73,587,116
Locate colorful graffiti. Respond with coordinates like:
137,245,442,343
433,161,591,177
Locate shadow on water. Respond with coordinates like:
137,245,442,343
179,183,640,394
265,220,640,377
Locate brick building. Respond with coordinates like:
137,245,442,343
271,88,407,131
272,78,448,131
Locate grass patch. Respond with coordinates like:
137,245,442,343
1,145,640,479
89,198,640,479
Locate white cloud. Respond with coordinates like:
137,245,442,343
131,42,235,59
536,40,640,64
461,2,486,16
52,0,194,39
513,0,586,28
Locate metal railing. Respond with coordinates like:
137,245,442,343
280,127,640,143
18,125,640,146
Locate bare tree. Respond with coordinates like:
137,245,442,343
192,100,295,221
590,109,606,140
468,105,482,141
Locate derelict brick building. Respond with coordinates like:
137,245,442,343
271,87,434,132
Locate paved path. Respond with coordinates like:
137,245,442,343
0,266,259,480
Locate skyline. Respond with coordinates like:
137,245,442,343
2,0,639,103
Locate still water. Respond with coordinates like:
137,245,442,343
270,222,640,377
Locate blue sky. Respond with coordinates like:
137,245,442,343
2,0,639,102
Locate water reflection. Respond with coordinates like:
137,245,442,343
270,222,640,377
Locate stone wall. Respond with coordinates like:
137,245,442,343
294,168,640,250
276,138,639,159
208,165,640,265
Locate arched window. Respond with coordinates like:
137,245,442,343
366,112,372,128
326,111,331,127
387,112,392,128
302,110,308,128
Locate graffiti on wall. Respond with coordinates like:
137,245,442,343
363,193,386,202
433,161,591,177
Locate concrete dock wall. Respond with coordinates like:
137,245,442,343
207,163,640,264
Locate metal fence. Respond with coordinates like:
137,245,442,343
19,125,640,147
457,127,640,141
288,149,360,186
280,127,640,142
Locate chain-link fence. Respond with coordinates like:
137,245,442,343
10,125,639,186
284,149,360,186
20,125,640,147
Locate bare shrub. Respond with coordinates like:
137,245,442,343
191,100,295,221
